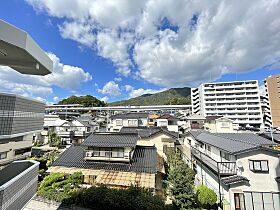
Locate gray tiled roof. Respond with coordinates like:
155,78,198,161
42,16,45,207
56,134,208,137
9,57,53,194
260,132,280,143
158,114,178,120
120,127,178,139
52,145,157,174
110,112,149,119
221,175,249,185
190,131,275,154
81,133,139,147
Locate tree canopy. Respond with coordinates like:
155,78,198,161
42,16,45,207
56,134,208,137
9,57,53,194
58,95,107,107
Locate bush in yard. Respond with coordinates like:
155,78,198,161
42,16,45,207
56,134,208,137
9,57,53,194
64,185,166,210
38,172,82,202
196,185,217,209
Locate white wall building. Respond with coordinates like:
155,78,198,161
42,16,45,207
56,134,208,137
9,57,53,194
108,113,149,132
180,131,280,210
191,80,263,129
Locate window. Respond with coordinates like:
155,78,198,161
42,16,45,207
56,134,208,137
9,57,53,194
0,151,7,159
221,122,229,127
221,151,230,161
205,145,211,156
112,148,124,158
116,119,123,126
249,160,269,172
14,147,31,156
128,119,138,126
234,193,245,210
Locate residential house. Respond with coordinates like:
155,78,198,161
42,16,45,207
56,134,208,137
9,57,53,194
108,112,149,132
180,131,280,210
184,114,206,130
204,116,237,133
148,114,159,126
48,133,158,190
41,117,98,146
120,127,178,160
156,114,179,132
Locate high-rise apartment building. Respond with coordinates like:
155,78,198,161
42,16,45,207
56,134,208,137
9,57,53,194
264,74,280,128
191,80,263,128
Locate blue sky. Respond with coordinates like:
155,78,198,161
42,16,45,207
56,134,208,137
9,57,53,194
0,0,280,103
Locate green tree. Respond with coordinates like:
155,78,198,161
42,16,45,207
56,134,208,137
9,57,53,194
167,151,195,209
196,185,217,209
49,132,61,147
58,95,107,107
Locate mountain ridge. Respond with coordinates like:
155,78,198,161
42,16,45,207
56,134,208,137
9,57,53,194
110,87,191,106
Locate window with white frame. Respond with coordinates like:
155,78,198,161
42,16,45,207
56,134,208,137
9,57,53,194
249,160,269,172
116,119,123,126
0,151,7,159
221,121,230,127
128,119,138,126
205,145,211,156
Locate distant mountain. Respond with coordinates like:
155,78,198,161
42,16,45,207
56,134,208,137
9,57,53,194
58,95,107,107
110,87,191,106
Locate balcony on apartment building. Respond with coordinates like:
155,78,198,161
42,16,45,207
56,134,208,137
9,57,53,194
191,146,237,176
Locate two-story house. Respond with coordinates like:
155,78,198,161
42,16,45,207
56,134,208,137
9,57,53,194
40,117,98,146
156,114,179,132
108,112,149,132
48,133,158,190
204,116,237,133
120,126,178,160
180,131,280,210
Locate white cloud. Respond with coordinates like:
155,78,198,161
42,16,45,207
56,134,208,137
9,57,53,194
98,81,121,96
124,85,165,98
0,52,92,98
114,77,122,82
101,96,109,102
26,0,280,87
53,96,60,102
124,85,134,92
259,84,266,97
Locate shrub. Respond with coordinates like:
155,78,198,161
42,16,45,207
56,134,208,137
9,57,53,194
196,185,217,209
38,172,82,202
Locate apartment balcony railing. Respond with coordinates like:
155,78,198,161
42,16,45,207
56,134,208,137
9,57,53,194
84,150,130,162
191,146,237,176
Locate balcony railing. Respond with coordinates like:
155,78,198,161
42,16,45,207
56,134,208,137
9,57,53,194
83,150,130,162
191,146,236,175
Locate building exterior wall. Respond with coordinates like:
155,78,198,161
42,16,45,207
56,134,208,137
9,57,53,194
137,134,175,159
0,160,39,210
0,134,33,167
205,119,234,133
265,74,280,127
0,93,45,139
191,81,263,128
109,118,148,132
182,134,280,210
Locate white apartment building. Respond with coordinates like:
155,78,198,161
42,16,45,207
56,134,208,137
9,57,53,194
191,80,263,129
180,131,280,210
